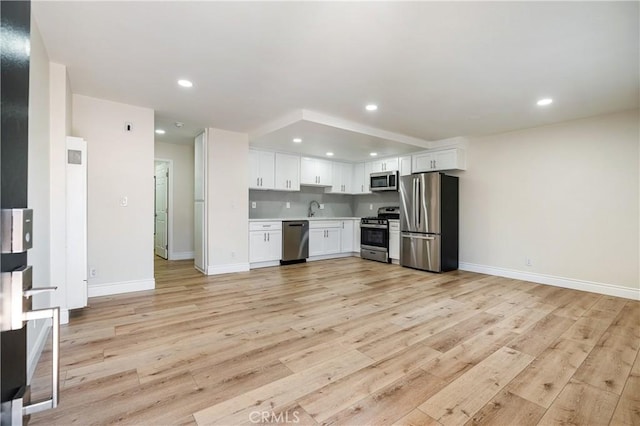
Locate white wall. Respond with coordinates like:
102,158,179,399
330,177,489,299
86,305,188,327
207,128,249,273
72,95,155,296
154,141,195,259
27,17,52,379
48,62,72,322
453,110,639,297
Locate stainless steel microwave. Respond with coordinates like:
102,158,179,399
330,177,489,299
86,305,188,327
370,171,398,191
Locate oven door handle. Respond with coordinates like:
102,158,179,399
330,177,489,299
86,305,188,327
361,224,387,229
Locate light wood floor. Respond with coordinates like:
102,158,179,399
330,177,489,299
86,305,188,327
30,257,639,425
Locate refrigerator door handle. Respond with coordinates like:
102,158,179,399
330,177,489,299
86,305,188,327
413,178,420,229
402,234,435,240
417,179,421,227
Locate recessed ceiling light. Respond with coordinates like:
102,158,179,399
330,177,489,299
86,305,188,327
370,152,378,157
155,129,166,134
293,138,302,143
365,104,378,111
326,152,334,157
178,79,193,88
536,98,553,106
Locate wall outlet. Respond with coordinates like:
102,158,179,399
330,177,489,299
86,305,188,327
286,202,290,209
319,203,325,210
525,258,533,267
251,201,256,209
369,204,373,210
120,196,128,207
89,267,97,278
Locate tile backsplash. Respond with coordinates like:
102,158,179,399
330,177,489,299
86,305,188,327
249,186,400,219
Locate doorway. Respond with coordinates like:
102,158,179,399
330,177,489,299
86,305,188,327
154,159,172,259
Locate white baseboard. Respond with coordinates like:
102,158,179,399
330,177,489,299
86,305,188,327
61,308,69,325
206,263,250,275
459,262,640,301
88,278,156,297
170,251,195,260
250,260,281,269
27,318,52,383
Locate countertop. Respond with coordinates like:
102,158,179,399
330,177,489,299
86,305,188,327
249,217,361,222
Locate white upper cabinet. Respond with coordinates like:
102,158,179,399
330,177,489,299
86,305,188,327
412,148,466,173
301,157,333,186
327,162,353,194
274,153,300,191
399,156,412,176
368,157,398,173
248,149,275,189
352,163,370,195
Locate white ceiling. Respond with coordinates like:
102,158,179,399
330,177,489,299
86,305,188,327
34,2,638,160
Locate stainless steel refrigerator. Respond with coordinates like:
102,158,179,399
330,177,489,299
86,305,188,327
399,172,459,272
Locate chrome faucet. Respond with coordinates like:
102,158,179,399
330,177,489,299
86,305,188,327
308,200,320,217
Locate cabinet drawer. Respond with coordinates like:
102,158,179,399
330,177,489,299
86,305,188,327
249,221,282,231
309,220,341,229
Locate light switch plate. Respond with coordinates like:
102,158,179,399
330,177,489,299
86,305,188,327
251,201,256,209
319,204,325,210
286,202,290,209
120,196,128,207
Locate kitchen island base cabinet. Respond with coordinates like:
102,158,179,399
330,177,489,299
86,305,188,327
249,221,282,268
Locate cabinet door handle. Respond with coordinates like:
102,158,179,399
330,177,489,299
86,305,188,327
257,177,259,186
267,233,270,242
263,233,266,241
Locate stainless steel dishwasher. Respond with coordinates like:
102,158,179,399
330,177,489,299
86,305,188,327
281,220,309,264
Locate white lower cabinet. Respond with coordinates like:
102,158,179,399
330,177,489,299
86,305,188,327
249,222,282,263
309,221,342,256
389,220,400,260
340,220,354,252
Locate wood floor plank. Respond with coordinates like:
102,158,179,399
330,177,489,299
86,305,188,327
394,409,441,426
298,340,440,423
419,347,534,425
537,379,619,426
572,330,639,395
321,369,446,426
193,349,374,425
610,350,640,425
506,313,575,357
421,326,517,383
415,312,501,353
507,338,591,408
609,395,640,426
559,315,612,348
464,390,546,426
608,301,640,339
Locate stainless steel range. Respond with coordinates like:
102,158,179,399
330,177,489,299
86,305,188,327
360,207,399,263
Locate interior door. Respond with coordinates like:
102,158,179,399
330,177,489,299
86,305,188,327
1,0,32,418
154,162,169,259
